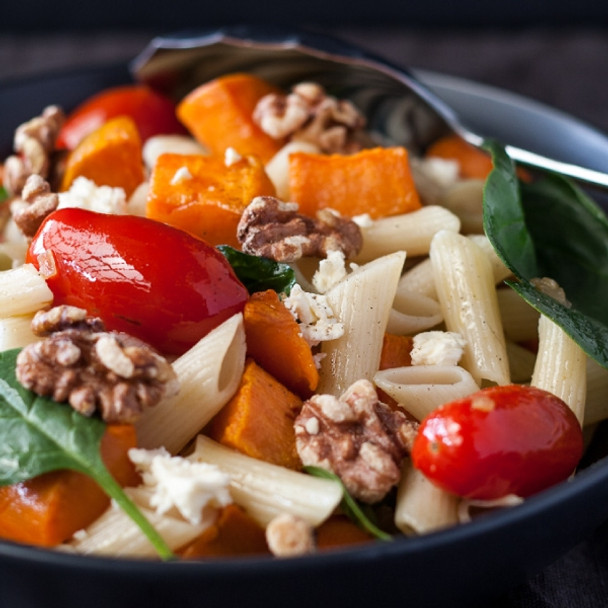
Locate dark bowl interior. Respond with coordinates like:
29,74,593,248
2,29,608,608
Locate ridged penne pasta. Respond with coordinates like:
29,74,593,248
374,365,479,421
394,459,460,535
467,234,512,284
354,206,460,263
531,314,587,425
317,250,406,395
64,488,208,557
430,230,510,386
189,436,342,527
0,314,38,351
398,258,437,299
583,358,608,426
0,263,53,317
386,289,443,335
136,314,246,453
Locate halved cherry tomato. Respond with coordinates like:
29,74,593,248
411,385,584,500
27,208,248,355
56,84,187,150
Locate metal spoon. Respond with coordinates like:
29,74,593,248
131,25,608,189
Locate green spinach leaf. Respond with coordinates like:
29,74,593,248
0,349,174,560
304,465,393,541
218,245,296,295
483,141,608,368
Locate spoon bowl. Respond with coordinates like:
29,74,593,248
132,25,608,188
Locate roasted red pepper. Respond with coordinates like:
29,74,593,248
56,84,187,150
411,384,584,500
27,208,249,355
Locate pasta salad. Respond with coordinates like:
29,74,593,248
0,69,601,561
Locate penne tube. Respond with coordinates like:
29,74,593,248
317,251,406,395
189,436,342,528
394,459,460,535
0,263,53,317
136,314,246,453
430,230,510,386
386,289,443,335
583,357,608,426
374,365,479,421
467,234,512,284
531,314,587,425
0,314,38,350
64,488,208,558
354,206,460,263
398,258,437,299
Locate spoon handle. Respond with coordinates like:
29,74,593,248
505,145,608,189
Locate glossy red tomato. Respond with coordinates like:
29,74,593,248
27,208,249,355
411,385,583,500
56,84,187,150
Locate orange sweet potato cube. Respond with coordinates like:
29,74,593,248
146,152,276,247
60,116,145,197
177,73,285,163
288,146,421,219
206,358,303,470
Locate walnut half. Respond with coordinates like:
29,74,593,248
295,379,418,503
237,195,362,263
15,306,178,423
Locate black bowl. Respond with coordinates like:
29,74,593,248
2,28,608,608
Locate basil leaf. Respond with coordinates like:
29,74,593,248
0,349,174,560
0,186,8,205
304,465,393,541
483,141,608,368
218,245,296,295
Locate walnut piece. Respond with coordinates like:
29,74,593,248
11,174,59,238
295,379,418,503
3,105,65,196
237,195,362,262
265,513,315,557
253,82,367,154
15,305,178,423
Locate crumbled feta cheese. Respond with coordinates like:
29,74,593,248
352,213,374,228
415,157,460,188
128,447,232,525
170,166,193,185
57,176,127,214
312,249,347,293
224,147,243,166
282,284,344,347
410,331,466,366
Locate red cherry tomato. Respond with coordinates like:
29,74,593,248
56,84,187,150
27,208,249,355
411,385,584,500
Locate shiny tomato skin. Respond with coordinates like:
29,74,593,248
27,208,248,355
56,85,187,150
411,385,584,500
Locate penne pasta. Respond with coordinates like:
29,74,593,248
386,288,443,335
394,459,460,535
531,314,587,425
317,250,406,395
136,314,246,453
430,230,510,386
0,314,38,351
189,436,342,528
0,263,53,317
354,206,460,263
439,179,485,235
374,365,479,421
398,258,437,299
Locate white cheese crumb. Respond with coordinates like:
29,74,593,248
282,284,343,348
128,447,232,525
224,147,243,166
312,249,347,293
410,331,467,366
170,166,193,185
57,176,127,214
